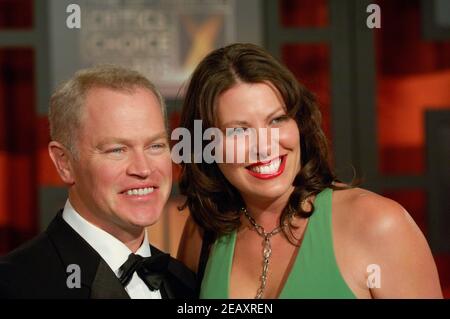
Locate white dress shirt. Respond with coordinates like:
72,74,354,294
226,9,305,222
62,200,162,299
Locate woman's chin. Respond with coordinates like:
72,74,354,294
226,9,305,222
241,184,294,204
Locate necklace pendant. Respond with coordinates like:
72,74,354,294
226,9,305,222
263,246,271,259
242,207,287,299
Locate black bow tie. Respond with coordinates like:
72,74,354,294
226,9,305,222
119,253,170,291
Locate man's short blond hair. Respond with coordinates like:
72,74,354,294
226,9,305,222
48,65,166,157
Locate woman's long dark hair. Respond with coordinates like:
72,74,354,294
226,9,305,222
179,43,343,240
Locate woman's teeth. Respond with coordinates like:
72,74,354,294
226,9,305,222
126,187,154,196
248,157,282,175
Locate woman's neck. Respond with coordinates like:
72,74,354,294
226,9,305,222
241,186,294,230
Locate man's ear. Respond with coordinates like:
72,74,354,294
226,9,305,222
48,141,75,185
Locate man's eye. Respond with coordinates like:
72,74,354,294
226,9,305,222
151,143,166,150
147,143,168,153
107,148,125,154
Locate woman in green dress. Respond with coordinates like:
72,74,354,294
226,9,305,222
176,43,442,299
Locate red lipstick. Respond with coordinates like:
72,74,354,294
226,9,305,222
246,155,286,180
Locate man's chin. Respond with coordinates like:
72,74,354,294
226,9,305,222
126,209,163,228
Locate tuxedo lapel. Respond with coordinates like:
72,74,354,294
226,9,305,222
149,245,173,299
45,212,195,299
160,279,174,299
46,211,129,299
150,245,197,299
90,259,130,299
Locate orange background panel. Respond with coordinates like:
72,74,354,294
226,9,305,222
378,71,450,147
0,153,36,231
282,44,331,141
0,152,8,226
0,0,33,29
280,0,328,27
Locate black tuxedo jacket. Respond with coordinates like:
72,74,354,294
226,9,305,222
0,212,197,299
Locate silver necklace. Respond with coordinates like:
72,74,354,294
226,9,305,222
241,207,288,299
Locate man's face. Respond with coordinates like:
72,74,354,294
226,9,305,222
68,87,172,237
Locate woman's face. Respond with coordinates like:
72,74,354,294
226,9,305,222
216,82,301,205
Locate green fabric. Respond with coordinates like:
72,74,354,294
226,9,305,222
200,188,356,299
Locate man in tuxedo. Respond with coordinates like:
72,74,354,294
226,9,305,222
0,65,196,299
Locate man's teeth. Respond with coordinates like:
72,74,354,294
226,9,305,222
249,158,282,175
126,187,154,196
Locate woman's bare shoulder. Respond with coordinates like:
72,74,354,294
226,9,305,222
333,187,413,240
332,187,442,297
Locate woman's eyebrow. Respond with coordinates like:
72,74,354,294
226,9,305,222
220,120,250,128
265,106,285,121
220,106,285,128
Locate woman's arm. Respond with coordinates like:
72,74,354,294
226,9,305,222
351,192,443,298
177,214,203,274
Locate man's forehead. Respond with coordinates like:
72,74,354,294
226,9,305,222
80,88,163,119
